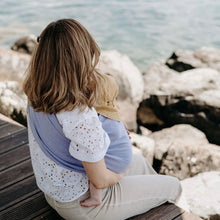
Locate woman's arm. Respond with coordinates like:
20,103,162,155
82,159,122,189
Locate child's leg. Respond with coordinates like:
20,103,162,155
80,182,102,207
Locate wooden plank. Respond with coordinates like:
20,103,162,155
127,203,184,220
0,120,7,126
23,207,53,220
0,143,30,171
0,159,33,190
0,129,28,154
0,123,25,139
0,192,50,220
0,175,39,212
174,211,202,220
32,209,63,220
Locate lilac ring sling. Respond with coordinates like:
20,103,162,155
28,105,132,174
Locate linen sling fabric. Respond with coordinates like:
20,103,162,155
28,105,132,174
28,105,85,173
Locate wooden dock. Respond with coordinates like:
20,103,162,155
0,114,202,220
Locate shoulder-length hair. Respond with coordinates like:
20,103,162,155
23,18,103,113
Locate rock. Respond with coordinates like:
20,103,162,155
98,50,144,131
197,89,220,108
149,124,208,160
98,50,144,105
132,146,142,155
139,66,220,145
160,68,220,95
137,93,220,145
11,35,37,55
130,132,155,165
161,143,220,180
181,171,220,220
0,48,30,125
0,81,27,125
118,100,137,131
0,48,30,81
166,47,220,72
137,125,152,136
149,124,220,179
142,62,178,97
194,47,220,72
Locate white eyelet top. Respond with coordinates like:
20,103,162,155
27,107,110,202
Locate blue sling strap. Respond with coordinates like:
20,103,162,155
28,105,132,174
28,105,85,173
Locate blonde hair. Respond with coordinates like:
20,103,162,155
23,18,103,113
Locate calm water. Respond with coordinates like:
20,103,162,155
0,0,219,71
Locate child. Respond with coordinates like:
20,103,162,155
80,73,132,207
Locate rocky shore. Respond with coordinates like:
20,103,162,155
0,35,220,219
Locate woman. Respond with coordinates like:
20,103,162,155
24,18,184,220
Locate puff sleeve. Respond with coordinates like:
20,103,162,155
57,108,110,162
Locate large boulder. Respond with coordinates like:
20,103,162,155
166,47,220,72
139,64,220,145
149,124,220,179
181,171,220,220
11,35,37,55
0,48,30,81
142,62,178,98
130,132,155,165
118,100,137,131
98,50,144,105
0,48,30,125
98,50,144,130
0,81,27,125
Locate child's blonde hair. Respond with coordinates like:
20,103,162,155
23,18,103,113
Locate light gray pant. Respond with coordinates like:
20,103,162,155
45,154,182,220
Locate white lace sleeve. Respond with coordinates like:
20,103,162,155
57,108,110,162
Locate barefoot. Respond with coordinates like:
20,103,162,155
80,197,102,207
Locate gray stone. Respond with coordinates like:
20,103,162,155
181,171,220,220
0,48,30,81
98,50,144,131
0,81,27,125
149,124,220,179
117,100,137,131
98,50,144,105
139,65,220,145
130,132,155,165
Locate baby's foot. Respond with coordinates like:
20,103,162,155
80,197,102,207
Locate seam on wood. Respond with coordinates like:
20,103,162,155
0,159,34,190
0,131,28,155
0,123,25,140
0,155,31,172
0,188,40,212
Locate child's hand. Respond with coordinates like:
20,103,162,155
123,123,131,139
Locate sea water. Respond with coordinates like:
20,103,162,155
0,0,219,71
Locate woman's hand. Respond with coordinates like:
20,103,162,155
82,159,122,189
